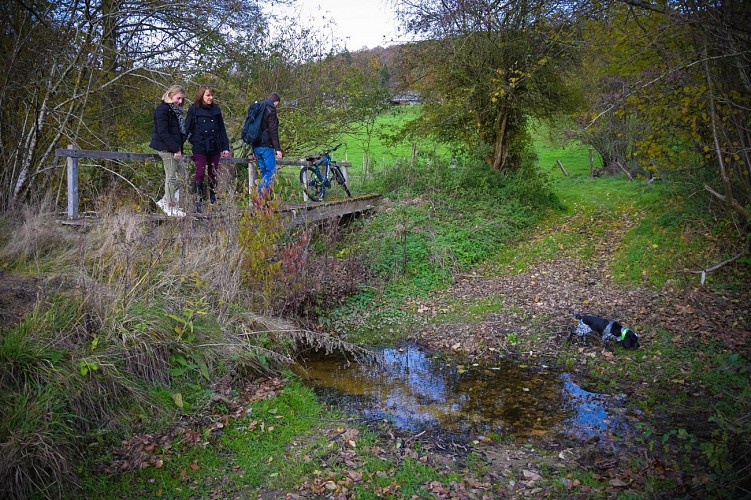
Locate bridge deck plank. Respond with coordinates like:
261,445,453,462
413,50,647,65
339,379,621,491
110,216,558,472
58,194,381,227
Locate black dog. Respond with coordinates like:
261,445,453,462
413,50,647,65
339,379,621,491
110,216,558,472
569,311,640,349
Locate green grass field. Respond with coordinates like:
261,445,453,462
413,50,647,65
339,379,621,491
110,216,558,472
275,106,453,196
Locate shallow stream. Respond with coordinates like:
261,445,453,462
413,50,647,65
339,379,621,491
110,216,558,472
295,342,633,443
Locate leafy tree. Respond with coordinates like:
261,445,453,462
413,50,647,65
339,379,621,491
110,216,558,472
392,0,583,172
576,0,751,233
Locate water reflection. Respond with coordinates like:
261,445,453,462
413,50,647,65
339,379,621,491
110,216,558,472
560,373,630,440
301,343,601,438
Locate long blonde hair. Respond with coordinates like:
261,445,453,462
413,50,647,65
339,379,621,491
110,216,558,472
162,84,185,103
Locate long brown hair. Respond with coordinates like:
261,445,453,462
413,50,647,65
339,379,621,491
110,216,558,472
194,85,214,108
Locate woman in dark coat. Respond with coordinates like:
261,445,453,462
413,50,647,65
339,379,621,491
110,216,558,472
149,84,187,217
185,86,230,212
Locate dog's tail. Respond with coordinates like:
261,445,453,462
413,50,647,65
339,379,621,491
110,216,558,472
571,310,582,320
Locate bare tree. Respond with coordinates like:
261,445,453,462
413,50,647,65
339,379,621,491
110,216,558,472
0,0,266,208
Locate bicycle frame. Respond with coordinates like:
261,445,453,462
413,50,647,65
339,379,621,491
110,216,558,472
313,155,332,187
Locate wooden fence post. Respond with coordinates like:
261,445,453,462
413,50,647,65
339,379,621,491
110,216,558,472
341,165,349,185
66,144,79,219
246,157,260,204
301,160,309,202
589,149,594,177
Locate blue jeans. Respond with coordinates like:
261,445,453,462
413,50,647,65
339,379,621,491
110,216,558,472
253,146,276,195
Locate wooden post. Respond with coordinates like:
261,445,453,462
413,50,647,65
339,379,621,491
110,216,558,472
301,160,309,202
615,161,634,181
248,157,257,201
589,149,594,177
410,142,416,168
556,159,569,176
66,144,79,219
341,165,349,185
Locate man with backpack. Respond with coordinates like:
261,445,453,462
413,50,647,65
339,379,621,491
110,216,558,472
243,92,282,196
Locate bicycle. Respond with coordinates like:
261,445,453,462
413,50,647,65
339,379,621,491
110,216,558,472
299,143,351,202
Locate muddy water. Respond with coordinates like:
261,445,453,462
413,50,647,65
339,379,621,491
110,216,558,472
296,343,631,441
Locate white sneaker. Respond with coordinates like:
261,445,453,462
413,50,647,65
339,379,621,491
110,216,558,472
167,206,186,217
156,198,169,214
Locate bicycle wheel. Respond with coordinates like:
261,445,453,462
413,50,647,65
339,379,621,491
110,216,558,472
300,166,324,201
332,166,352,197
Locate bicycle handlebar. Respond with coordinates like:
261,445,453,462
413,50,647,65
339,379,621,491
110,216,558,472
322,143,342,155
305,144,343,162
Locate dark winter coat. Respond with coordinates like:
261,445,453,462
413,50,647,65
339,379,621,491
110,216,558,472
185,103,230,155
149,102,185,153
254,98,281,152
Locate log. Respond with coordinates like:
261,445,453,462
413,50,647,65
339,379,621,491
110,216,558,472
556,159,569,176
615,161,633,181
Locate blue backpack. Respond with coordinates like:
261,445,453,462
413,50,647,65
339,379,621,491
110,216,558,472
241,100,265,145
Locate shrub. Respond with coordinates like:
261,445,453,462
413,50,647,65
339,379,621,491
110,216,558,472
353,158,557,292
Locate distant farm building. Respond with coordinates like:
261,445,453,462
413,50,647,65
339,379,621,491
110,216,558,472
390,91,422,105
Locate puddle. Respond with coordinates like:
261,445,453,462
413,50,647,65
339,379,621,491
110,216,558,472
560,373,630,440
295,343,632,442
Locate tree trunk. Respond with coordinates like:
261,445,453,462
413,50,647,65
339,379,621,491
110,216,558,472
491,112,509,172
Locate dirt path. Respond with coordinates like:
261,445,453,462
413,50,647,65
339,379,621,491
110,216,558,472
412,212,751,360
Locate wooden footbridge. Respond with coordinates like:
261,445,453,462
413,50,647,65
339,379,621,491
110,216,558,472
55,146,381,226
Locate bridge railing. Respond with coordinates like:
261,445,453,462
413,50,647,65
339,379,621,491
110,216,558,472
55,145,349,219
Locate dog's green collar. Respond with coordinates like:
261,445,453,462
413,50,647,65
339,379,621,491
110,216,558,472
620,328,629,341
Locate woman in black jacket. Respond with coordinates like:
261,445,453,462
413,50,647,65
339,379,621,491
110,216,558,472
150,84,187,217
185,86,230,212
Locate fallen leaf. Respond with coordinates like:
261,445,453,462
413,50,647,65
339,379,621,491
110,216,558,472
523,470,542,481
171,393,183,408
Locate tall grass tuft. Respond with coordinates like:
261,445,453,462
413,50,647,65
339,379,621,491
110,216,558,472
0,387,78,499
1,204,78,272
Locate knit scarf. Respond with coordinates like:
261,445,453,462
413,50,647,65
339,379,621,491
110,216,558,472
169,103,186,136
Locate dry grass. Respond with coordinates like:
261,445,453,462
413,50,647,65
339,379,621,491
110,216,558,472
1,205,79,270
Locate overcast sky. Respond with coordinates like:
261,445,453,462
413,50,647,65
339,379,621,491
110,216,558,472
279,0,402,50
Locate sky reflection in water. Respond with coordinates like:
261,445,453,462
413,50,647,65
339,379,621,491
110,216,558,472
297,343,630,440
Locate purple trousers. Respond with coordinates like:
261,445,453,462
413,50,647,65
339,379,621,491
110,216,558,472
194,152,220,185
